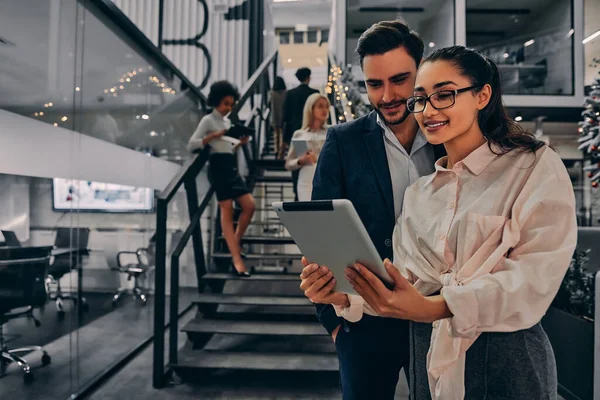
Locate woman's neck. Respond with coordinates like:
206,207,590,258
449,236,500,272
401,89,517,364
444,127,487,169
309,120,325,131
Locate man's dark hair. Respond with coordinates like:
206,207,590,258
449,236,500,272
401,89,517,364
356,19,424,69
295,67,311,82
207,80,240,108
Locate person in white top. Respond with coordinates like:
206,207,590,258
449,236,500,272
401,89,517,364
310,46,577,399
188,81,255,277
284,93,330,201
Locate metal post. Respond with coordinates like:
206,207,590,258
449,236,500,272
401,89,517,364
169,255,180,365
158,0,165,50
184,178,207,287
152,200,168,388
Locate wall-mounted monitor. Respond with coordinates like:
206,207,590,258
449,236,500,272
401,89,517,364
52,178,154,212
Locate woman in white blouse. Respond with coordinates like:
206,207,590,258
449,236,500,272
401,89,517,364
188,81,255,277
285,93,331,201
323,46,576,399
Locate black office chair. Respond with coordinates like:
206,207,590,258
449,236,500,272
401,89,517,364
112,234,156,307
0,230,22,248
46,228,90,317
0,246,53,383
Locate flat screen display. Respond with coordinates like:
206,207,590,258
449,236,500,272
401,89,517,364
52,178,154,212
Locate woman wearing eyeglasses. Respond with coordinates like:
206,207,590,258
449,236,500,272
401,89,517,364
343,46,577,399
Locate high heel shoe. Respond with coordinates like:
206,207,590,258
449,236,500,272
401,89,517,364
231,263,251,277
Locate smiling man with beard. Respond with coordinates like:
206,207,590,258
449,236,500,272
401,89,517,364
298,20,445,399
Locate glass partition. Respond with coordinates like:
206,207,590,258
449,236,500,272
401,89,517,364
0,0,206,398
466,0,574,96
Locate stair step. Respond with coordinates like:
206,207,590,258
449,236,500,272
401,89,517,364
192,293,311,307
255,176,293,183
254,159,286,170
182,319,326,336
218,235,295,245
173,351,339,372
200,272,299,282
212,252,302,260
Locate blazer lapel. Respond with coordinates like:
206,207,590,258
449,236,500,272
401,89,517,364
363,113,395,219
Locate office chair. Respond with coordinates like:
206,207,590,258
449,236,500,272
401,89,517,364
0,230,22,248
0,246,53,384
111,235,156,307
46,227,90,317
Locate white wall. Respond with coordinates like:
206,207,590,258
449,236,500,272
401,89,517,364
114,0,249,92
419,1,454,56
584,0,600,86
271,0,332,29
0,109,180,190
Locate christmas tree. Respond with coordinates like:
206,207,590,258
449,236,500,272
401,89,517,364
578,57,600,187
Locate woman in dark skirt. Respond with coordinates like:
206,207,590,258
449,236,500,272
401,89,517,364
188,81,255,276
338,46,577,399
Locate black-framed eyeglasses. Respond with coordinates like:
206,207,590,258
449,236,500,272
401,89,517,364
406,86,476,113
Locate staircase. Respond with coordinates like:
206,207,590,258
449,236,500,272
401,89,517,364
153,54,338,387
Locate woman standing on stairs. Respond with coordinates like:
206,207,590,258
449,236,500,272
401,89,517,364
284,93,331,201
188,80,255,277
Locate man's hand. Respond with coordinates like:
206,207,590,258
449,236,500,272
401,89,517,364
331,324,341,343
299,257,349,307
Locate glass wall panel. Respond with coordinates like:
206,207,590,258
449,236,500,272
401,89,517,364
0,1,205,398
466,0,574,95
345,1,455,83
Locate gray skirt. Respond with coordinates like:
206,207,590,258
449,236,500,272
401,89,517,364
409,321,558,400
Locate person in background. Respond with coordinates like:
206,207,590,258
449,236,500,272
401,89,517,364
344,46,577,399
270,76,287,158
187,81,255,277
282,67,319,198
284,93,330,201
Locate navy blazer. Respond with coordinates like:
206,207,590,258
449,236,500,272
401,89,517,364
311,111,445,334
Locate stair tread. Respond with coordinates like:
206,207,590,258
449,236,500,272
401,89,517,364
173,351,339,372
255,176,293,183
182,319,326,335
201,272,299,281
192,293,311,307
212,252,302,260
218,235,294,244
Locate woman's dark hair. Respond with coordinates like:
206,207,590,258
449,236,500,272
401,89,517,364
356,19,424,69
207,80,240,108
423,45,544,155
273,76,287,91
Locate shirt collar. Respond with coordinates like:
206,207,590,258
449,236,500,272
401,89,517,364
212,109,225,119
375,113,428,155
424,141,499,186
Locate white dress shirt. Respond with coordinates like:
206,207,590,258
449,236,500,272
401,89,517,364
334,114,436,319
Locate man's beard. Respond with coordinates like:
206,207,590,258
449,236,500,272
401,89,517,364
372,100,411,126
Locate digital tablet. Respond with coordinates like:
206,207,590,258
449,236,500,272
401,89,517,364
272,199,393,295
292,138,310,156
226,124,254,139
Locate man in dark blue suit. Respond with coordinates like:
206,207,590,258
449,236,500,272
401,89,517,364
299,21,445,399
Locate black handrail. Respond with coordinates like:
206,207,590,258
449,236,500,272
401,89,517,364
230,49,278,124
88,0,208,108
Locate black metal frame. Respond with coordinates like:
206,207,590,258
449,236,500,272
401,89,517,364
152,48,280,389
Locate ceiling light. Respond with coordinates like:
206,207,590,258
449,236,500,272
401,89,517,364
287,58,292,63
503,52,509,59
514,113,523,122
428,42,435,48
61,116,68,122
75,87,80,91
567,29,574,38
524,39,535,47
583,30,600,44
141,114,149,120
53,123,58,127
